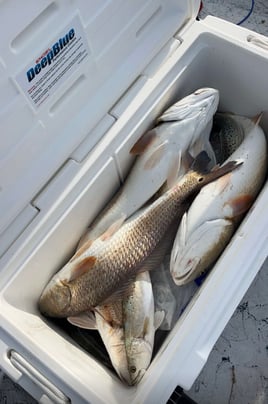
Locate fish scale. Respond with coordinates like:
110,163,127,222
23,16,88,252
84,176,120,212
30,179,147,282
77,88,220,248
38,154,242,318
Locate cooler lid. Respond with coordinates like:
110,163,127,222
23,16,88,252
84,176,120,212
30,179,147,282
0,0,200,236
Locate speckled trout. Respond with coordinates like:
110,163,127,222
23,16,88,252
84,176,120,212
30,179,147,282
39,152,242,317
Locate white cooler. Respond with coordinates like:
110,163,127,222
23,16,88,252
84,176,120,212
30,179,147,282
0,1,268,403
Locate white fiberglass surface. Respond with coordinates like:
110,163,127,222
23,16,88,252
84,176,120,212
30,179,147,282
1,31,268,396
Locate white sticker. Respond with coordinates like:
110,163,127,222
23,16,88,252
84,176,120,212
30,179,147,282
15,15,90,109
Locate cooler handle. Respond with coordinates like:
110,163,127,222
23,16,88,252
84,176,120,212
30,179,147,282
9,350,70,404
247,34,268,51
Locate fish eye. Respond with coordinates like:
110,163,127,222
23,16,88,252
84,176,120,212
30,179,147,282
130,366,137,374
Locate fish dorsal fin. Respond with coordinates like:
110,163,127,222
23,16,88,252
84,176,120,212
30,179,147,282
70,239,94,262
100,214,127,241
69,256,97,282
154,310,165,330
144,141,168,170
67,311,97,329
130,129,158,155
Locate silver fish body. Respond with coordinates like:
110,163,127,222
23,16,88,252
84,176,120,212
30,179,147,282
78,88,219,247
123,271,164,385
170,114,267,285
39,154,241,317
68,207,175,385
94,302,131,385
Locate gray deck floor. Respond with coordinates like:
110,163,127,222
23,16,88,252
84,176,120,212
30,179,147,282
1,1,268,403
189,2,268,403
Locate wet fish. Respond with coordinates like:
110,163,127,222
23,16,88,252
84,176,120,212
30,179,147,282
39,152,242,317
209,113,245,164
67,299,132,384
77,88,219,247
123,271,164,385
67,225,171,385
170,113,267,285
95,303,131,384
150,263,177,331
67,208,174,385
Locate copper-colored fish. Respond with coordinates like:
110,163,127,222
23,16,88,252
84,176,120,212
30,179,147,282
171,113,267,285
39,152,242,317
77,88,219,248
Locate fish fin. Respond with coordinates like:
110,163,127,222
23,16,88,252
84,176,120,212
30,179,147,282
130,129,158,155
181,150,195,172
67,311,97,329
70,239,94,262
190,121,216,168
142,316,150,338
166,151,182,189
144,141,168,170
100,278,136,306
94,307,122,328
192,151,243,182
224,194,254,218
100,214,127,241
154,310,165,330
138,221,181,274
69,256,97,282
190,151,211,173
202,140,216,167
251,113,263,125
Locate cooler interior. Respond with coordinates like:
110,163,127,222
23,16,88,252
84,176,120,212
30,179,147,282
1,28,268,403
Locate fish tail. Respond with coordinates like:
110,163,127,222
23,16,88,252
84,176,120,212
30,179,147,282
191,151,243,186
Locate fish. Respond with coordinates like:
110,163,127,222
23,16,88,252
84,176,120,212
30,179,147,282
123,271,164,385
150,263,177,331
94,303,131,384
209,113,245,164
66,210,174,385
67,228,172,385
67,298,132,384
77,88,219,248
170,113,267,285
39,151,242,318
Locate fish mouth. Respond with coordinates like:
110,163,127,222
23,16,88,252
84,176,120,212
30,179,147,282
118,372,132,386
171,256,201,285
158,88,219,123
129,368,146,386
